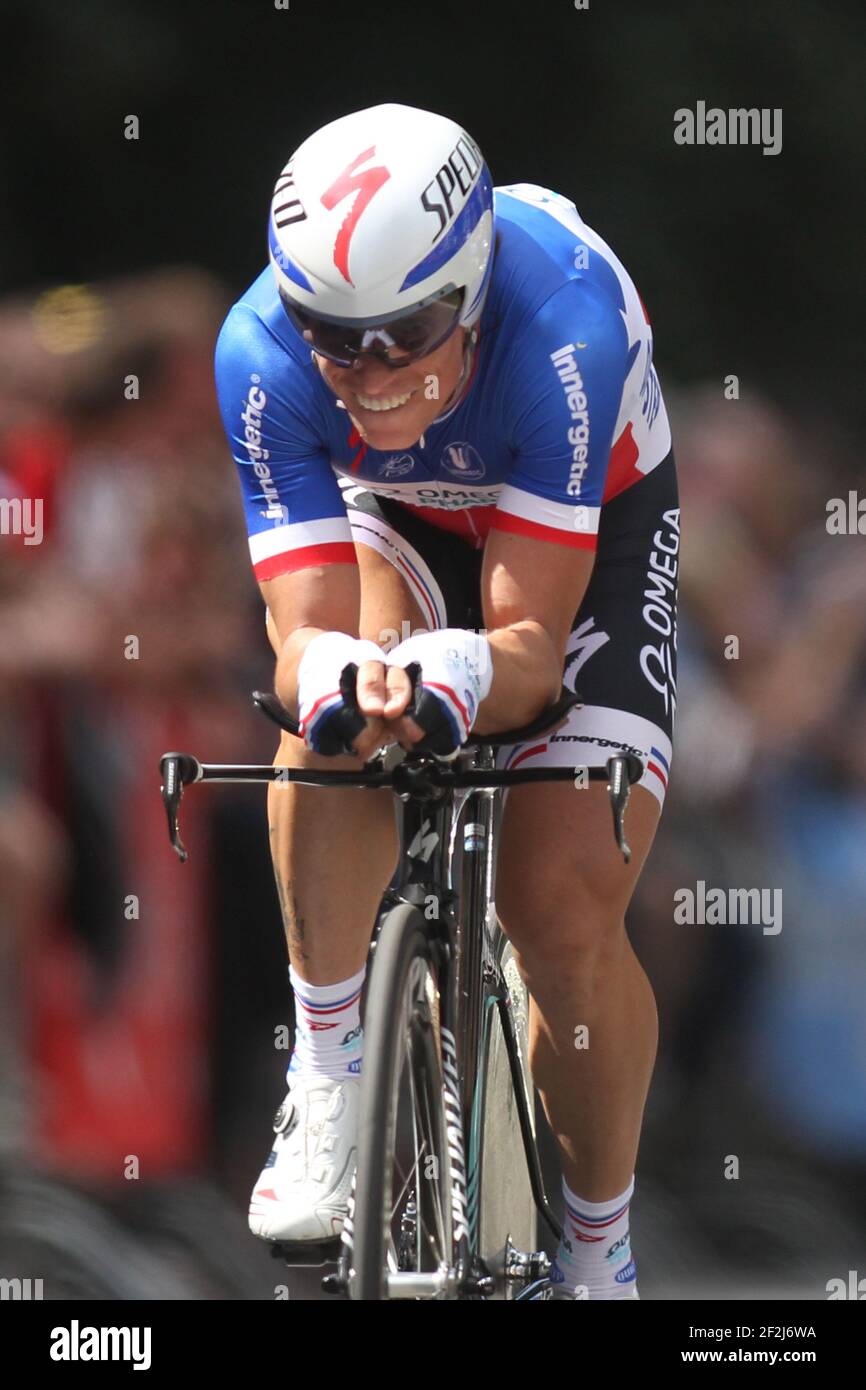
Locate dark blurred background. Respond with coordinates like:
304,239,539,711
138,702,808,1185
0,0,864,1299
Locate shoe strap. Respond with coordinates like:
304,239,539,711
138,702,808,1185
272,1096,296,1133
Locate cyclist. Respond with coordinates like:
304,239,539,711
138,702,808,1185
215,103,677,1301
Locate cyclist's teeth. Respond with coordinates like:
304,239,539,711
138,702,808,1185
356,391,413,412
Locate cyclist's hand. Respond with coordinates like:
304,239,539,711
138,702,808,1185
384,629,494,761
352,660,426,762
296,632,391,757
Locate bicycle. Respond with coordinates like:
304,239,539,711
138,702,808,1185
159,676,641,1300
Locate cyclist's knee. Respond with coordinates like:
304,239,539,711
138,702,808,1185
499,873,626,964
498,833,629,945
497,783,660,955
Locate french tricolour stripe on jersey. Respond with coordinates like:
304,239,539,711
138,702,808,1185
342,504,448,629
492,484,601,550
646,744,669,789
249,517,356,580
502,741,548,771
392,548,443,629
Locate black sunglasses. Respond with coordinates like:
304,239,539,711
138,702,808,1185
280,287,464,367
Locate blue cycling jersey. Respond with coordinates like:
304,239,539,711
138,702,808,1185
214,183,672,583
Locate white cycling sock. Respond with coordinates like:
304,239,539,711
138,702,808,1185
550,1174,637,1299
287,963,365,1080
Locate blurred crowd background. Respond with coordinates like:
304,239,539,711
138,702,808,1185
0,0,863,1298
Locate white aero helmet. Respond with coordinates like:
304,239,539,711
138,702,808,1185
268,103,494,349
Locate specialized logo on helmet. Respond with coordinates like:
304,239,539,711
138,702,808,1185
421,134,483,241
320,146,391,286
272,159,307,228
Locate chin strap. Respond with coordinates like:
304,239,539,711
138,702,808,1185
428,326,479,427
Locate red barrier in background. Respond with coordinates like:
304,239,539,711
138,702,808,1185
25,697,211,1180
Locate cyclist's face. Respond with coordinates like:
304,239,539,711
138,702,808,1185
315,325,468,450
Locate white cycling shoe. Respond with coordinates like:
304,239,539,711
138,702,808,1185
248,1074,360,1242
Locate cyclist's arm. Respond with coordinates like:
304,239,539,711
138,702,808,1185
472,536,594,734
261,565,359,719
215,301,368,721
473,279,629,734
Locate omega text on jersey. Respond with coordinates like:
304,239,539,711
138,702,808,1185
639,509,680,717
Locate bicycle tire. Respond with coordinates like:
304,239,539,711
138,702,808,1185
350,903,455,1300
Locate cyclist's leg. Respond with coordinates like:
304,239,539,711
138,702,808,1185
493,452,679,1294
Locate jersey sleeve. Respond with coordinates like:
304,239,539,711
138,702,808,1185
214,304,356,582
492,279,634,552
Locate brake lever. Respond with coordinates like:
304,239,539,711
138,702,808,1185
159,752,202,862
606,753,644,863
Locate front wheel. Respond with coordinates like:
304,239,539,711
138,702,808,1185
349,904,457,1300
